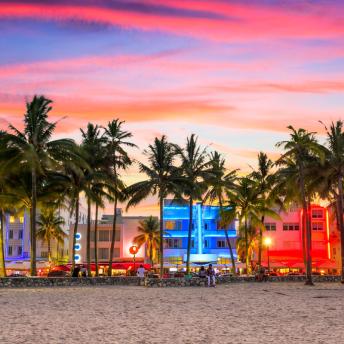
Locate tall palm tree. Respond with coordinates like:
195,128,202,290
175,134,213,274
126,136,178,278
0,95,76,275
36,208,66,267
204,151,238,274
80,123,108,276
133,216,161,266
276,126,325,285
250,152,278,268
320,120,344,283
103,119,136,276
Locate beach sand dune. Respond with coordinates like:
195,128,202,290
0,283,343,344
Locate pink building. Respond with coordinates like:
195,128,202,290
260,204,339,273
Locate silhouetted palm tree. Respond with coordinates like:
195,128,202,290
133,216,161,266
103,119,136,276
126,136,179,277
36,208,66,267
205,151,238,274
276,126,325,285
175,134,213,274
320,120,344,282
0,96,77,275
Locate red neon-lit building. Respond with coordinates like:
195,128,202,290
259,204,339,274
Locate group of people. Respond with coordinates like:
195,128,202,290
198,264,216,287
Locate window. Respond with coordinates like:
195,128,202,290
9,230,13,239
217,240,226,248
19,216,24,223
204,223,208,230
312,222,324,231
98,248,109,260
115,230,120,242
112,248,120,258
17,246,22,256
283,223,300,231
98,230,110,242
204,239,209,248
216,221,222,230
8,246,12,256
9,216,15,223
265,223,276,231
191,239,194,249
18,230,23,239
218,257,230,264
41,251,48,258
165,256,183,265
312,209,323,219
165,220,182,230
164,238,182,248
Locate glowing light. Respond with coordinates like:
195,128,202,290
74,243,81,251
75,233,82,240
263,237,272,246
129,245,139,255
74,254,81,262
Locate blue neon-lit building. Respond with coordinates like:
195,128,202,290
163,199,237,268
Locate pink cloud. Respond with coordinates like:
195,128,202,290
1,2,344,42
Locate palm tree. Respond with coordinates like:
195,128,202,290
103,119,136,276
276,126,325,285
250,152,278,269
320,120,344,282
0,95,77,275
80,123,108,276
175,134,213,274
133,216,161,266
36,208,66,267
204,151,238,274
126,136,178,278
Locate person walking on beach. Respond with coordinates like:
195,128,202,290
206,264,216,287
137,264,145,278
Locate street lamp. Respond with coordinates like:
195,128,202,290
263,237,272,273
129,245,139,273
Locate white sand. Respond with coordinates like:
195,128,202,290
0,283,343,344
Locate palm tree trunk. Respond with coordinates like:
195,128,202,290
186,197,193,275
258,215,265,268
71,195,79,272
94,203,99,277
86,197,91,276
245,217,249,274
0,210,6,277
300,168,313,285
337,174,344,283
159,195,164,278
108,197,118,276
219,200,236,275
150,243,154,267
56,239,60,263
30,168,37,276
224,229,236,275
48,238,51,272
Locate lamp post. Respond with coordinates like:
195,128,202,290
263,237,272,273
129,245,139,274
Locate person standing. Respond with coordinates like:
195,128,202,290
206,264,216,287
137,264,146,278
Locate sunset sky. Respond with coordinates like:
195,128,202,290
1,0,344,215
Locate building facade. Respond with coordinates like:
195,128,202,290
69,210,153,269
3,206,86,274
163,200,237,269
260,204,339,273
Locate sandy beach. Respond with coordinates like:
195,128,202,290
0,283,343,344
